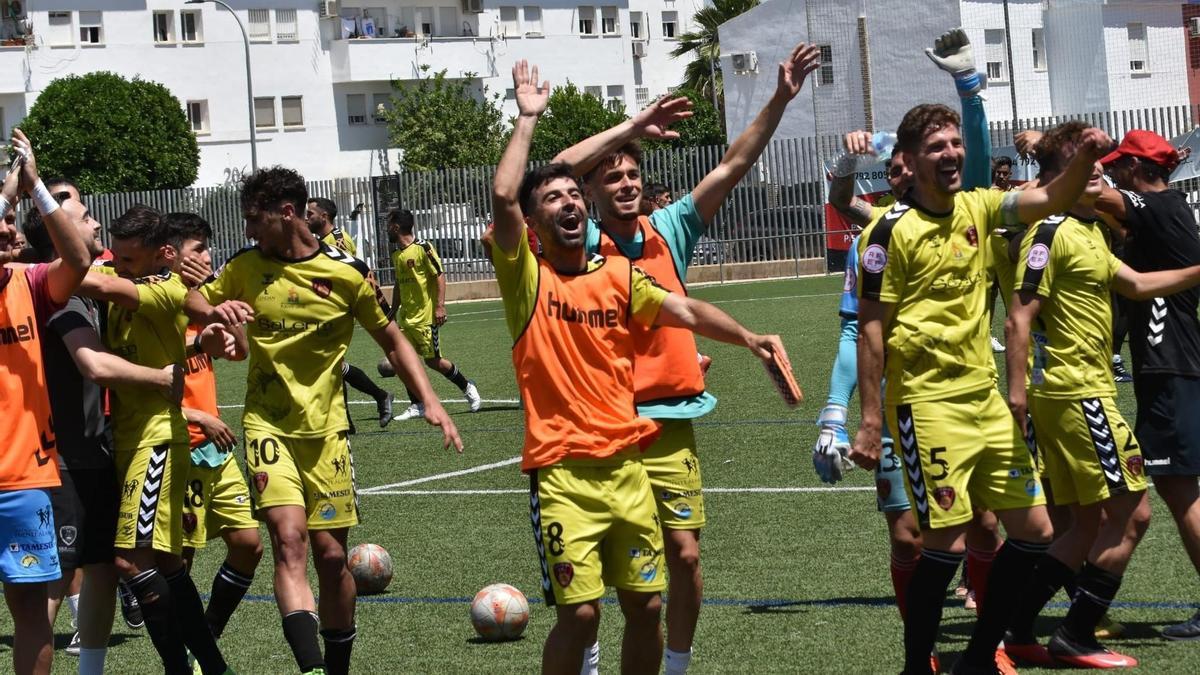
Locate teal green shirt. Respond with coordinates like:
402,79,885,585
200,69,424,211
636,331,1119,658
191,440,230,468
585,195,718,420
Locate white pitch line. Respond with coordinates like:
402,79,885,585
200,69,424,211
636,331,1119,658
358,456,523,493
364,486,875,496
217,398,520,410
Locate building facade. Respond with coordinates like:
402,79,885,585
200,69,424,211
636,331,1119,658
0,0,701,186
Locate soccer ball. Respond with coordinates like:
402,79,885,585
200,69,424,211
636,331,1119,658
348,543,393,595
377,356,395,378
469,583,530,641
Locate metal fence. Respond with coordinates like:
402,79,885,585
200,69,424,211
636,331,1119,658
74,103,1200,284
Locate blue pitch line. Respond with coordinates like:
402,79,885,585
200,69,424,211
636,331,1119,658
227,593,1200,611
354,418,808,439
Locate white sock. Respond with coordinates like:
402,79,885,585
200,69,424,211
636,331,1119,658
66,594,80,631
580,640,600,675
78,648,107,675
664,647,692,675
1113,353,1124,365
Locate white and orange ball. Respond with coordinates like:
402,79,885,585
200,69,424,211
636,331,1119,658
469,583,530,641
348,543,393,595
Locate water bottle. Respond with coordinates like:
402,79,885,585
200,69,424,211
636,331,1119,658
871,131,898,162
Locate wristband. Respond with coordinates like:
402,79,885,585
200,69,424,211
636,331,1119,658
953,71,983,97
831,152,862,178
192,331,206,357
31,180,59,217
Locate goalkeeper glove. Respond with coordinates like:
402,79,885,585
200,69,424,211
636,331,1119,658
813,404,856,484
925,28,985,98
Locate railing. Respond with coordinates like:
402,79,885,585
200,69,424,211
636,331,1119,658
72,103,1200,285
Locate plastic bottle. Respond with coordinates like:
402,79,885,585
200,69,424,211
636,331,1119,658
871,131,898,162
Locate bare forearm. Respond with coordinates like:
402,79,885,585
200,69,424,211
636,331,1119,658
77,273,139,310
1117,265,1200,300
660,297,754,348
184,290,216,324
1004,314,1031,397
552,119,639,177
856,323,885,426
80,350,171,390
492,115,538,251
436,275,446,308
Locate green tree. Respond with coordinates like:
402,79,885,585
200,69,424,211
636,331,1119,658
384,68,505,170
670,0,759,108
644,88,726,149
18,72,199,193
528,83,627,161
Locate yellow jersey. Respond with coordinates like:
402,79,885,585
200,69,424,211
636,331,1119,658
857,189,1007,404
104,270,189,449
1015,214,1122,399
199,244,390,438
322,227,357,256
391,239,443,327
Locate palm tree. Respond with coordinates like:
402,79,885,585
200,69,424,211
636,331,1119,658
670,0,760,109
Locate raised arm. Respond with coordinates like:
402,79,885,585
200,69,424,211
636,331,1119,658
691,43,821,223
849,297,892,471
1004,291,1040,435
926,29,991,190
551,96,694,177
654,293,786,363
491,61,550,254
1012,128,1113,224
829,130,881,227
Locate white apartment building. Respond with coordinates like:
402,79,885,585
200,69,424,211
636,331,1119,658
719,0,1191,142
0,0,701,186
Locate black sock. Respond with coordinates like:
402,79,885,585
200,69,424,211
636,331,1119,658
1009,553,1077,643
342,383,356,434
283,610,325,672
963,539,1050,665
903,548,962,674
165,566,228,675
1062,562,1122,644
1063,574,1079,600
128,569,190,674
442,364,469,391
344,364,388,400
321,626,357,675
206,561,254,638
405,386,422,406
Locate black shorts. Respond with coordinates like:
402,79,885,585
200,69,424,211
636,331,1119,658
48,465,119,570
1134,373,1200,476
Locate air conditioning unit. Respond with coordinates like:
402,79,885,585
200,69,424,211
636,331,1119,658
632,41,646,58
730,51,758,74
462,0,484,14
1191,17,1200,37
319,0,340,18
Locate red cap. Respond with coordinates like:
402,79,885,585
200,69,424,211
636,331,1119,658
1100,129,1179,171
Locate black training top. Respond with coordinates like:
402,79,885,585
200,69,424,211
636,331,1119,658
42,295,114,470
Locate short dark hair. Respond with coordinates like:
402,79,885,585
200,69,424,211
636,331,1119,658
43,177,79,200
896,104,961,154
307,196,338,220
1033,121,1088,178
993,156,1014,169
387,208,415,235
519,163,579,215
164,212,212,249
110,204,170,248
21,214,53,262
240,166,308,218
584,141,642,182
644,183,671,201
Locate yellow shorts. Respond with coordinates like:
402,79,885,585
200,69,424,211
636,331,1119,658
1030,396,1147,506
115,442,190,554
530,456,666,606
244,430,358,530
183,447,258,549
640,419,705,529
887,388,1045,530
401,323,440,360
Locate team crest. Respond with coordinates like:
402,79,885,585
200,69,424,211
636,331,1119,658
1127,455,1144,476
58,526,77,547
876,478,892,499
965,225,979,247
934,487,956,511
19,554,39,568
311,278,333,298
182,513,198,534
253,472,269,493
554,562,574,588
407,259,416,269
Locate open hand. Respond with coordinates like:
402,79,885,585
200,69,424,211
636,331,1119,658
776,42,822,100
632,96,694,141
512,60,550,118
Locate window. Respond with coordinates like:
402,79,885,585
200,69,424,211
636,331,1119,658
662,11,677,39
79,11,103,45
1128,23,1148,73
635,86,649,109
248,9,270,42
579,6,595,35
1031,28,1045,72
365,7,388,37
153,11,175,43
347,94,367,125
601,6,618,35
630,11,643,39
186,100,209,133
275,9,297,41
254,96,276,128
606,84,624,112
281,96,303,127
181,10,203,43
499,7,519,36
584,85,603,99
523,6,542,35
415,6,433,36
984,29,1007,82
373,93,390,124
437,7,456,36
47,12,73,46
818,44,833,85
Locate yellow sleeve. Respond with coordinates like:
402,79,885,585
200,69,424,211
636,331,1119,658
199,257,239,305
136,274,187,318
857,221,906,304
964,188,1009,232
1015,221,1058,298
352,272,390,331
1106,252,1122,279
424,244,444,276
630,265,670,327
492,225,539,341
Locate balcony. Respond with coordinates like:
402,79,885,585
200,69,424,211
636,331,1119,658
330,37,492,83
